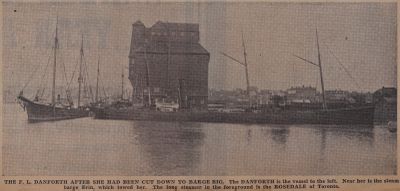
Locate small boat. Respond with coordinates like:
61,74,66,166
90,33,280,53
388,121,397,132
17,18,90,122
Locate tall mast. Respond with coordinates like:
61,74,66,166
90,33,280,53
95,56,100,102
121,64,124,100
78,34,83,107
144,42,151,106
140,74,144,102
52,17,59,107
293,29,327,110
316,29,327,110
241,32,251,106
166,22,171,94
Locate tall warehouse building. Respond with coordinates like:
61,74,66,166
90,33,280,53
128,21,210,110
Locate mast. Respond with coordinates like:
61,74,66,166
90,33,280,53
78,34,83,107
178,79,183,108
95,56,100,102
241,32,251,106
166,22,171,94
52,17,59,108
293,29,327,110
219,32,252,108
121,64,124,100
316,29,327,110
140,74,144,102
144,42,151,106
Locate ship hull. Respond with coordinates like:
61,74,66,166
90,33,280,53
93,106,375,125
18,96,90,123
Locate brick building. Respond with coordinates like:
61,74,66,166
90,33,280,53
128,21,210,110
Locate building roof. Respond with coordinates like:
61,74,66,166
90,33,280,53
373,87,397,98
133,20,145,26
152,21,199,32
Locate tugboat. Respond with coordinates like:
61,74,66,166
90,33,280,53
17,18,90,122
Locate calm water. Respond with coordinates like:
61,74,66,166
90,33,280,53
3,103,397,176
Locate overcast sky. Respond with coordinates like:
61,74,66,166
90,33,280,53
3,2,397,94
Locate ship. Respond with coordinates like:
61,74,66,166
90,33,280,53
93,105,374,125
17,95,89,122
17,18,91,122
92,25,374,125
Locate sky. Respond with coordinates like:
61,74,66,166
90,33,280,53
2,2,397,96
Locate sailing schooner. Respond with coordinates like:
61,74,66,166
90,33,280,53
17,18,90,122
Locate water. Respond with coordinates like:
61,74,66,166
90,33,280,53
3,103,397,176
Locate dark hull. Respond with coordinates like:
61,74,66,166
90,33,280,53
18,96,90,123
93,106,375,125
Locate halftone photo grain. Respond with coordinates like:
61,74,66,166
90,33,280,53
2,2,397,176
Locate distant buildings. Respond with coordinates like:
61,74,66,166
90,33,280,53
209,86,379,108
325,90,356,104
129,21,210,110
286,86,317,103
373,87,397,123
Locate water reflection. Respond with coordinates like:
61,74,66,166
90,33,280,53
270,127,290,145
131,121,205,175
246,129,252,143
314,125,375,147
260,125,290,145
2,104,396,176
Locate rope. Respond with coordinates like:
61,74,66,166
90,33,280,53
36,52,52,99
21,48,52,92
99,77,108,99
82,53,94,102
35,23,58,99
59,50,70,97
323,42,361,89
67,55,79,90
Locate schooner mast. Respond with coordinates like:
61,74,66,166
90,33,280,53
293,28,327,110
77,35,84,107
95,56,100,102
121,63,124,100
52,17,59,108
220,32,251,107
242,32,250,99
315,29,327,110
144,42,151,106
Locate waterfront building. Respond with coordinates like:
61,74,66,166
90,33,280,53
129,21,210,110
325,90,352,103
373,87,397,123
286,86,317,103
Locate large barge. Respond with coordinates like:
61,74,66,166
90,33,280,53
93,105,374,125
